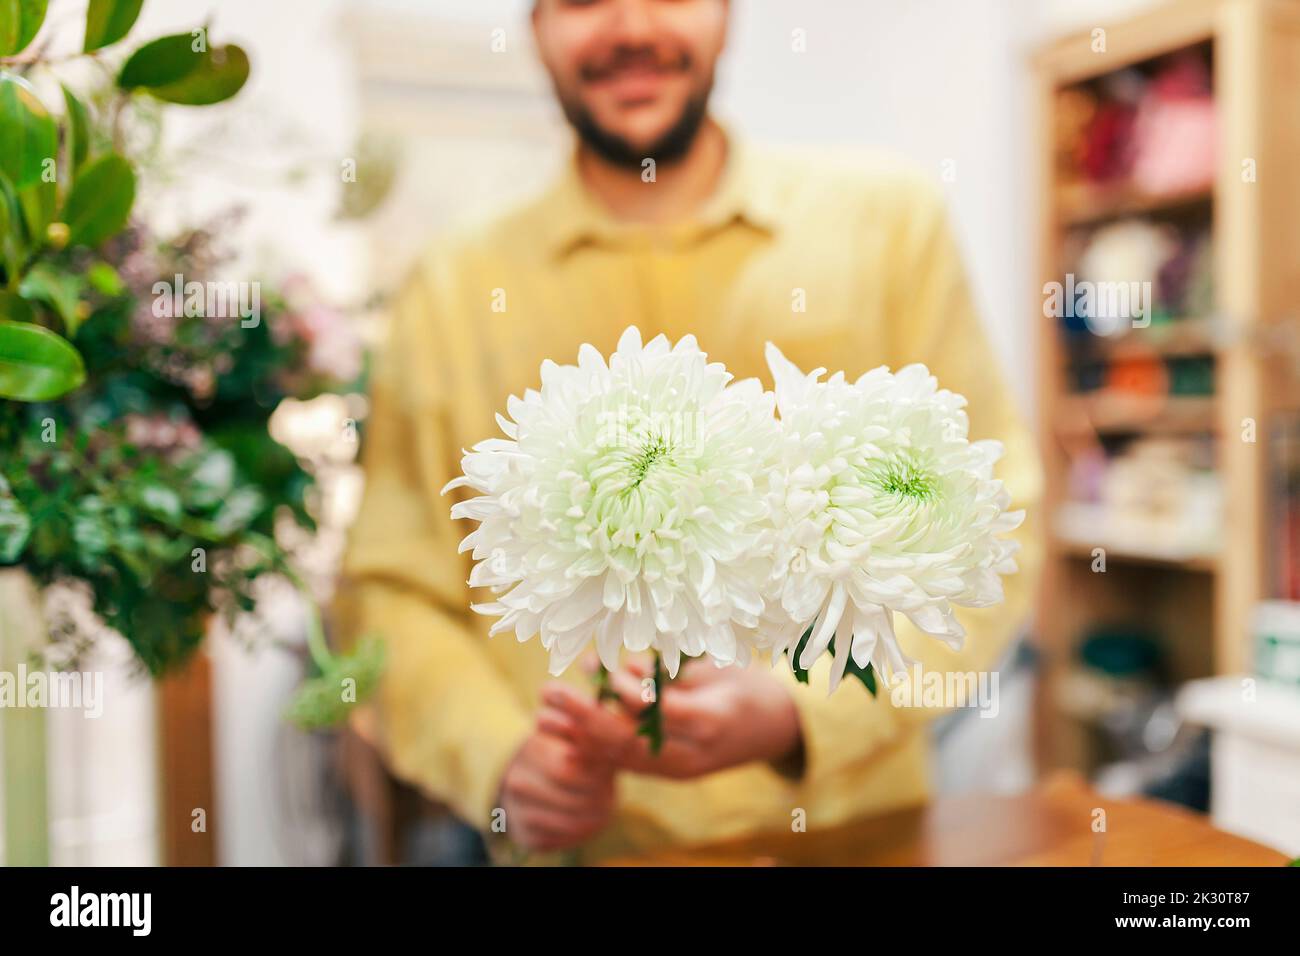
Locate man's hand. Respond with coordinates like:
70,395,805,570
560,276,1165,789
497,728,616,852
538,657,804,780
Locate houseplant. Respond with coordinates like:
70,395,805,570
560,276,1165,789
0,1,379,732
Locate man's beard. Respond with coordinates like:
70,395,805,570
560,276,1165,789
559,86,712,170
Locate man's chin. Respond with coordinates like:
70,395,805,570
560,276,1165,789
605,125,677,156
564,93,711,169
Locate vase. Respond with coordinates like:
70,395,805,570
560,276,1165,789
0,567,50,866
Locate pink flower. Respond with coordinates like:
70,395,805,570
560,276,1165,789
124,413,202,453
289,305,362,383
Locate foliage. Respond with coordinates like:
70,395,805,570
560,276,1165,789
788,626,878,695
0,0,249,399
0,216,362,674
0,1,376,729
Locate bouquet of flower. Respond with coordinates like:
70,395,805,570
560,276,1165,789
0,216,370,695
0,0,386,730
445,327,1023,749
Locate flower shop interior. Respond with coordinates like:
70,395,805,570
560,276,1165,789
2,0,1299,868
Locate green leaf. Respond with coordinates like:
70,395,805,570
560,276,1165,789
285,636,387,730
83,0,143,52
61,152,135,247
0,168,21,280
188,447,235,507
119,33,249,105
86,260,124,296
790,626,814,684
118,33,200,88
0,474,31,563
845,655,877,696
61,85,90,174
0,1,16,55
0,289,34,322
0,71,57,190
0,318,84,400
138,483,182,522
71,499,111,563
17,174,54,245
150,44,248,105
15,0,45,52
211,486,264,536
787,625,877,696
0,0,47,56
19,262,83,335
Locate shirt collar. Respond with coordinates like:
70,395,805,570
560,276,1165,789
540,129,781,259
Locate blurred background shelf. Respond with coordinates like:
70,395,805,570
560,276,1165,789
1033,0,1300,785
1088,316,1225,358
1054,394,1218,435
1057,183,1212,227
1051,533,1219,573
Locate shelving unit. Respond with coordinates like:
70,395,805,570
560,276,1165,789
1032,0,1300,772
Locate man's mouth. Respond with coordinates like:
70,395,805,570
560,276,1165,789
583,53,687,103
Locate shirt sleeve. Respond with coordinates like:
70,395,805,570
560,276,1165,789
334,260,532,830
783,174,1044,788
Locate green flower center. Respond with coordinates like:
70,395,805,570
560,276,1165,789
865,452,939,503
626,435,674,491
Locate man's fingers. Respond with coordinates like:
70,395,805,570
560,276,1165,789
675,658,733,687
536,704,611,762
541,681,600,719
614,737,706,779
508,753,613,810
521,724,616,790
507,762,583,810
535,705,581,743
606,666,713,727
541,682,642,760
607,667,655,717
623,654,722,688
607,667,720,742
509,777,596,816
513,808,603,851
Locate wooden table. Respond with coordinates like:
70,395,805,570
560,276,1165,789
607,773,1290,866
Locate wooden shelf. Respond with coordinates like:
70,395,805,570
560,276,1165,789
1052,533,1219,573
1054,393,1216,436
1032,0,1300,776
1057,183,1212,228
1089,317,1224,359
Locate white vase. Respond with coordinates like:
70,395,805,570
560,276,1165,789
0,568,50,866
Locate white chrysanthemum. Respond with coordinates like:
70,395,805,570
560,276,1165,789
444,327,781,677
759,345,1024,691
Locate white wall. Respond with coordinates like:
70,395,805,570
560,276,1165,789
135,0,368,304
349,0,1169,410
718,0,1036,404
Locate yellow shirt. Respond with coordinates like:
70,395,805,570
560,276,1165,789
337,137,1043,862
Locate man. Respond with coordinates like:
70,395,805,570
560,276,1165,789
339,0,1041,862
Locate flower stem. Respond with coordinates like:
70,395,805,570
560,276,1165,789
280,565,334,674
593,653,667,755
636,652,665,755
594,661,619,702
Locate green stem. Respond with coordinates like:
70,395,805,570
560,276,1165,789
594,660,618,702
593,652,667,755
637,652,665,755
280,565,333,674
